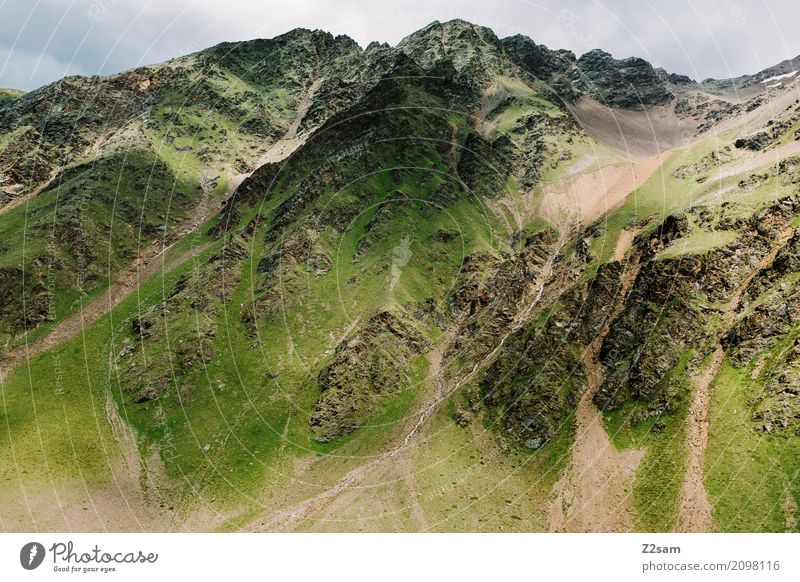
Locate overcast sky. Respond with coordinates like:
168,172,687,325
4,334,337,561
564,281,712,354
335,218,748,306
1,0,799,91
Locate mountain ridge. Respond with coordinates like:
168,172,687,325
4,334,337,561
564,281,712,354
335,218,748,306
1,18,800,533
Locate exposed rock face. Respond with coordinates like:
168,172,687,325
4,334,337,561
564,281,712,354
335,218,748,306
672,146,734,180
116,236,248,407
6,18,800,532
457,132,520,197
310,311,429,442
0,266,50,333
395,19,687,111
0,26,363,195
447,227,560,360
0,149,200,342
397,19,508,85
481,302,587,449
594,195,800,416
501,34,576,81
753,343,800,435
725,229,800,364
656,68,693,85
718,227,800,436
702,54,800,94
734,104,800,150
595,254,703,414
587,199,800,436
570,49,673,109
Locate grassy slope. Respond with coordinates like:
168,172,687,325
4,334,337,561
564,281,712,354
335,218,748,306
412,396,575,531
278,81,595,530
0,240,217,504
6,45,800,531
0,88,23,104
175,176,505,508
2,75,518,524
706,357,800,532
593,125,800,530
0,149,203,346
0,46,311,347
2,56,599,529
603,351,694,531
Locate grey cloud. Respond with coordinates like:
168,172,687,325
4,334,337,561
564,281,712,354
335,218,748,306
1,0,798,91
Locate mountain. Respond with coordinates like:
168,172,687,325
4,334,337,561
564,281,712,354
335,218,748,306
1,18,799,533
0,88,24,104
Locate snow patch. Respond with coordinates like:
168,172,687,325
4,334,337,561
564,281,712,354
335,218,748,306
761,70,797,84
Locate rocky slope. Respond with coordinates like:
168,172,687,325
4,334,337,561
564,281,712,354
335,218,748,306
1,18,800,533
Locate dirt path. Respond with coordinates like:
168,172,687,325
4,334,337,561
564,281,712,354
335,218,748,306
675,346,721,532
548,238,644,532
675,225,795,532
710,140,800,183
613,228,637,262
783,482,798,532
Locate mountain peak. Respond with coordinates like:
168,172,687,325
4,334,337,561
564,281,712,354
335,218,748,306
500,34,576,81
394,19,507,80
398,18,500,49
3,14,800,536
276,26,359,48
571,47,673,109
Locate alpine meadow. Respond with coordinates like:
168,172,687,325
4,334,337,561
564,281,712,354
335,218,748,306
3,17,800,534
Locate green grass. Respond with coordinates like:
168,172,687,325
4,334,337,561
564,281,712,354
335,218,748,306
605,402,688,531
13,58,800,533
657,228,738,260
80,102,511,507
0,148,204,347
538,131,628,184
2,50,550,526
587,133,796,269
0,237,218,494
706,360,800,532
0,88,23,104
411,393,576,532
603,350,694,531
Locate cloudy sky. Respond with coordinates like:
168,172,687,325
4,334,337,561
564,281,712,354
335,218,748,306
1,0,798,91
